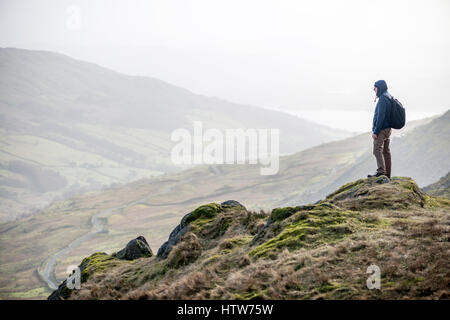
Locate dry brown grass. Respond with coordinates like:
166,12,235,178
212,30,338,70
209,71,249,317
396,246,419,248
67,183,450,300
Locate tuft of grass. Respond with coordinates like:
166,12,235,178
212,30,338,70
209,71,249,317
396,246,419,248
167,233,202,268
219,236,253,250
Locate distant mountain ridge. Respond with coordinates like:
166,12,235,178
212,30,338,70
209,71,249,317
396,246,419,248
0,47,352,221
423,171,450,199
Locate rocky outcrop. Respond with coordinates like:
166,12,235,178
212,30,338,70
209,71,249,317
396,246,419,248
113,236,153,260
156,214,191,259
48,236,152,299
48,178,450,300
48,279,71,300
324,176,427,210
157,200,245,259
220,200,246,209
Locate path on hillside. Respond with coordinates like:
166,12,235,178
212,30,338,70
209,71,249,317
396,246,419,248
39,181,181,291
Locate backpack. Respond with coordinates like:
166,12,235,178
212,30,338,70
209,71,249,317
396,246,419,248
387,96,406,129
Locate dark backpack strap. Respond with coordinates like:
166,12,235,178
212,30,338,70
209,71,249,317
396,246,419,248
388,95,395,128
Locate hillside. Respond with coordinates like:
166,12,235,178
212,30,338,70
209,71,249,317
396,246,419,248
0,47,352,221
0,109,448,299
48,176,450,300
423,171,450,199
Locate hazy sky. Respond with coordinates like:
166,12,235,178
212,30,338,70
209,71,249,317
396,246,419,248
1,0,449,131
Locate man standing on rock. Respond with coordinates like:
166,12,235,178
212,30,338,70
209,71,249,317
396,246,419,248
368,80,392,178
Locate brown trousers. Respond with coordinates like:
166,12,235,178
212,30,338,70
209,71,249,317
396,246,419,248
373,128,392,177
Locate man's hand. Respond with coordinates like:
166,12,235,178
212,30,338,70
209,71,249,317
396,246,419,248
372,133,377,140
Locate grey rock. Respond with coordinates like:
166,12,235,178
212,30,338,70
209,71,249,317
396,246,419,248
157,211,193,259
47,280,69,300
220,200,246,209
157,200,246,259
114,236,152,260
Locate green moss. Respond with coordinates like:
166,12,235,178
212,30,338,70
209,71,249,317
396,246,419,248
202,254,223,265
249,221,308,258
325,177,429,210
191,213,235,239
326,178,365,200
423,194,450,208
184,203,222,225
219,236,253,250
190,217,215,231
140,261,169,282
318,281,342,293
270,206,302,222
250,207,379,259
407,277,424,286
79,252,125,282
396,178,423,194
270,202,338,223
221,220,231,232
233,289,267,300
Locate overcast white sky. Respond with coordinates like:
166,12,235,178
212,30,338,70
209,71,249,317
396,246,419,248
1,0,449,131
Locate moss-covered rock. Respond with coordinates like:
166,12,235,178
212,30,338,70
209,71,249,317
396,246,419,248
184,203,222,225
113,236,153,260
221,200,246,210
324,176,428,210
48,251,128,300
79,252,123,282
47,279,72,300
157,203,220,259
158,201,248,259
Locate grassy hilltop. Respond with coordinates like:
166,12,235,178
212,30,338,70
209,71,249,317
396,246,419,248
50,176,450,300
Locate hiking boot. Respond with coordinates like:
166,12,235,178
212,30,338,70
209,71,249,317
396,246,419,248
367,172,385,178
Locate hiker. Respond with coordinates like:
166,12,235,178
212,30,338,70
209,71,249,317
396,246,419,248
368,80,392,179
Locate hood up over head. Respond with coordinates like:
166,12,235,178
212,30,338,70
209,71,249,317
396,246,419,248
374,80,388,97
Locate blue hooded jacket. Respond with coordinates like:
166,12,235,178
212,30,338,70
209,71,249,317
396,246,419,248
372,80,392,135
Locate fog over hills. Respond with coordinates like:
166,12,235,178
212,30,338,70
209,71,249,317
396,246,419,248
0,0,448,303
0,47,353,221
